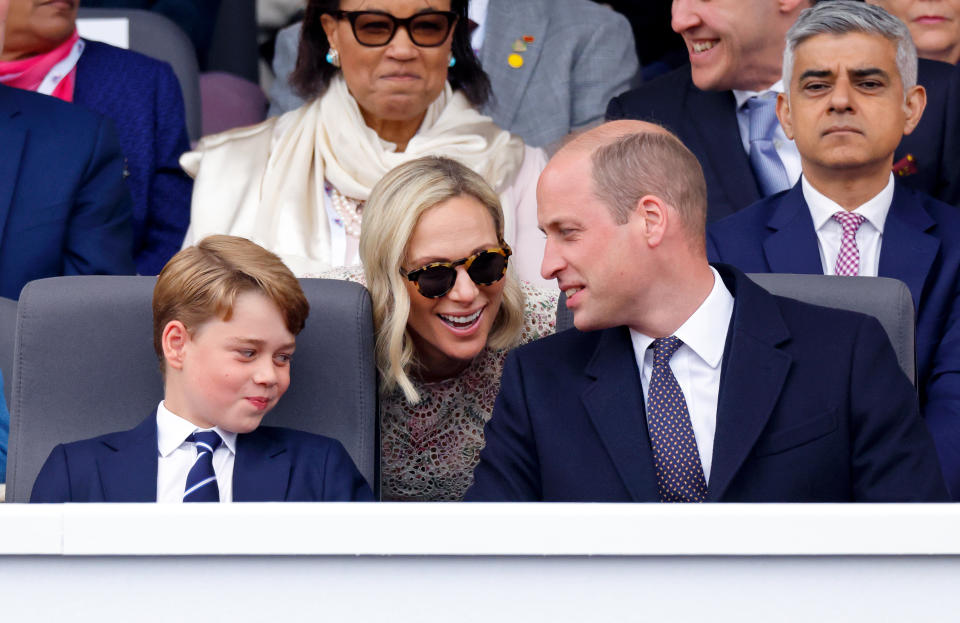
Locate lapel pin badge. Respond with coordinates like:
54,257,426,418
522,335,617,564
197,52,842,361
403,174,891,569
893,154,917,177
508,53,524,68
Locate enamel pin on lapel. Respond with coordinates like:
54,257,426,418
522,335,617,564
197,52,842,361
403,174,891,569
893,154,917,177
508,36,535,68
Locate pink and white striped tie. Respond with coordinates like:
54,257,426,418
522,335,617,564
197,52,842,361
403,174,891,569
832,211,866,276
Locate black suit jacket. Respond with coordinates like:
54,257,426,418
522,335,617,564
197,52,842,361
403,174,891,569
466,265,948,502
606,60,960,221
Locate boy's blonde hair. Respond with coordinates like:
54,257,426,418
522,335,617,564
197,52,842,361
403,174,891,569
359,157,525,403
153,235,310,364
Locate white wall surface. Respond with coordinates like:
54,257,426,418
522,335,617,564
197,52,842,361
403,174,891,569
1,503,958,621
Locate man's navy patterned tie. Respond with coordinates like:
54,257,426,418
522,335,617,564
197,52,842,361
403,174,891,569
646,337,708,502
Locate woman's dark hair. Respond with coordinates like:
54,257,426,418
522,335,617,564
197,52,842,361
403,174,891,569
291,0,491,107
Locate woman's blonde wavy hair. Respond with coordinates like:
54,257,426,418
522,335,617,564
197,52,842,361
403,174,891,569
360,156,525,403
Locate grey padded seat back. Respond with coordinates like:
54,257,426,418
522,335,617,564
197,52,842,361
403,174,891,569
555,273,917,384
0,297,16,407
5,276,377,502
77,8,202,141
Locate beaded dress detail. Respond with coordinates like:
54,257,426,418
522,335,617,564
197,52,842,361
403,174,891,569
319,266,558,500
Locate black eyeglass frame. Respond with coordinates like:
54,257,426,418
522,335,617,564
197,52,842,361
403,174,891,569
400,245,512,298
328,10,460,47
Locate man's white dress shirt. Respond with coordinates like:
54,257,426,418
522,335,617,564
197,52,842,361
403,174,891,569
802,172,894,277
629,267,735,484
156,401,237,503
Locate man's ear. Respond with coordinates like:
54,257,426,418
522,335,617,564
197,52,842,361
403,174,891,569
635,194,669,248
780,0,809,14
902,84,927,136
776,92,795,140
161,320,190,371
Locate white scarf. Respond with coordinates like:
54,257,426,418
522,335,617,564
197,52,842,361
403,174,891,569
182,76,525,275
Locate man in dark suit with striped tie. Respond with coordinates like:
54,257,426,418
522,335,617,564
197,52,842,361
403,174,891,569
465,120,947,502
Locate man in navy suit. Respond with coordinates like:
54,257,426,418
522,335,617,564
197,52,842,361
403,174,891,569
0,84,136,298
0,0,135,299
606,0,960,221
30,235,373,503
708,1,960,498
465,119,947,502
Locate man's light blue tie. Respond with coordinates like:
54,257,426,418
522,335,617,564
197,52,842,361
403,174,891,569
646,337,708,503
183,431,222,502
746,92,791,196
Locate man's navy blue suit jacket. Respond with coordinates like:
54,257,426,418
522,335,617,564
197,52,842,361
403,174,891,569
75,40,193,275
0,84,135,299
606,60,960,221
708,182,960,498
30,415,374,502
466,265,948,502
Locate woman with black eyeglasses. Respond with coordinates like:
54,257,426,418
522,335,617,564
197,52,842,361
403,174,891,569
180,0,549,287
322,156,557,501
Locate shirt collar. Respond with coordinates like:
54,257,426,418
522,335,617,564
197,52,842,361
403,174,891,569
630,266,734,369
733,80,785,110
802,172,894,234
156,401,238,458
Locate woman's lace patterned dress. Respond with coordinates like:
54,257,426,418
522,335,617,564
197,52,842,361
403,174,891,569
319,266,557,501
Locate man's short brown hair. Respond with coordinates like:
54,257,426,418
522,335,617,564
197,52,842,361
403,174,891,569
152,235,309,363
590,131,708,239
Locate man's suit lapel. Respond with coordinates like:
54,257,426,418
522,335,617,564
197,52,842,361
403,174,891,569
233,429,292,502
96,415,158,502
481,0,547,131
684,82,760,214
878,185,939,308
708,268,792,500
582,327,660,501
761,185,824,274
0,87,26,244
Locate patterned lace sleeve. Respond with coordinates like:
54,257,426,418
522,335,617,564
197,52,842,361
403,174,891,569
307,265,368,286
518,281,559,345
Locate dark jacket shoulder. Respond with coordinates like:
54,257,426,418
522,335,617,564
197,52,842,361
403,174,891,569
606,64,694,125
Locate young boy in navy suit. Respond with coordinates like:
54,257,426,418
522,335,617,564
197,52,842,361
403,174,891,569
31,235,373,502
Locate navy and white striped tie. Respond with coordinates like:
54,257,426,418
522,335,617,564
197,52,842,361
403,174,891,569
183,431,222,502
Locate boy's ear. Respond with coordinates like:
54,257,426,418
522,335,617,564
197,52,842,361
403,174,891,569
161,320,190,371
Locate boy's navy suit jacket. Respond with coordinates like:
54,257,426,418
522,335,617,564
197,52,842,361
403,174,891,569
708,182,960,498
466,265,948,502
30,415,374,502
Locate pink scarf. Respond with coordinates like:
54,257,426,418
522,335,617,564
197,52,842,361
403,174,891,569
0,30,80,102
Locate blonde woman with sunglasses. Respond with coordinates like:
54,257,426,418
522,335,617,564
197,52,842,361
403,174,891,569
321,156,557,501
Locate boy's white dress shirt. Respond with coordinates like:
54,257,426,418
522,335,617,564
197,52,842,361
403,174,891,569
155,401,237,502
